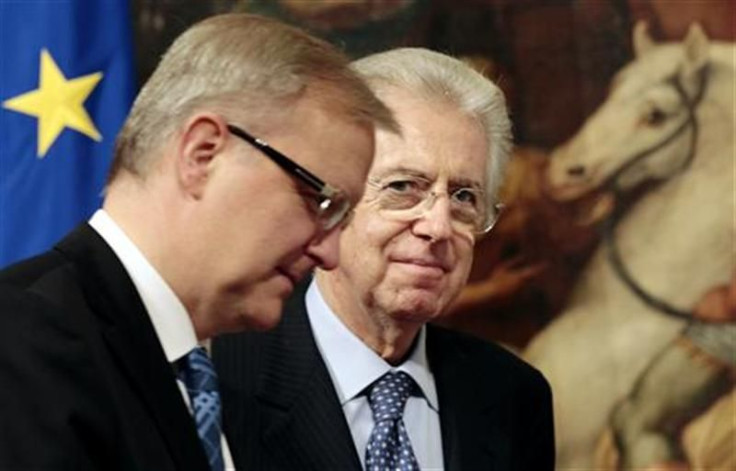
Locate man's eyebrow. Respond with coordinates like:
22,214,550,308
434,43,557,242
449,176,484,191
371,166,430,180
372,166,484,190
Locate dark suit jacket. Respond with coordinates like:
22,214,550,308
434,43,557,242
0,224,211,471
213,281,555,471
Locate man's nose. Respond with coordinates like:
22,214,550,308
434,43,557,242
412,195,453,242
306,227,341,270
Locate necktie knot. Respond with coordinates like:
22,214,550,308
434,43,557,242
177,346,219,395
368,371,416,423
365,371,421,471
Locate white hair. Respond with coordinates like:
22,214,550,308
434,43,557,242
352,47,512,207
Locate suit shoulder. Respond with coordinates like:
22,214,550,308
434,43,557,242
0,269,82,341
0,248,97,354
0,249,69,289
0,276,117,468
428,324,550,390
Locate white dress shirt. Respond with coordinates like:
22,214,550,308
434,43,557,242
89,210,236,471
306,280,445,471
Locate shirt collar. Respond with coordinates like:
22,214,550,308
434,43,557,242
89,209,198,363
305,279,439,411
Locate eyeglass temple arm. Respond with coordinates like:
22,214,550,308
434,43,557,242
226,124,328,194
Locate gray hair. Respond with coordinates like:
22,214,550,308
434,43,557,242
109,13,397,182
351,47,512,206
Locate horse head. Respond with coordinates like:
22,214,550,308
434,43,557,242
546,22,711,202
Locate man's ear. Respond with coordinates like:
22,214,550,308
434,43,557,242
176,113,228,198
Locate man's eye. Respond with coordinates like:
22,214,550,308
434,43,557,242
452,188,478,206
384,180,416,193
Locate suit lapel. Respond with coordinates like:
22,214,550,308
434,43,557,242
257,283,362,471
428,326,503,471
56,225,209,470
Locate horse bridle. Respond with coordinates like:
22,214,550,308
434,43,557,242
602,65,710,320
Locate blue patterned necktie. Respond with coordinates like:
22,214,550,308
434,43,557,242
365,371,421,471
177,346,225,471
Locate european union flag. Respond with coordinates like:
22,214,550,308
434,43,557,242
0,0,135,267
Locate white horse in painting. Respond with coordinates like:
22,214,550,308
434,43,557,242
525,23,735,469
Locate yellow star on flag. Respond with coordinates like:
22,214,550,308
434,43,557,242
2,49,103,158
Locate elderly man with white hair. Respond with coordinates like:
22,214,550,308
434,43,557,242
214,47,555,471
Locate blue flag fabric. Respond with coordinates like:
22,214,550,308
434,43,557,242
0,0,135,267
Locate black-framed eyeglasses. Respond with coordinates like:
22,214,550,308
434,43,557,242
226,124,352,232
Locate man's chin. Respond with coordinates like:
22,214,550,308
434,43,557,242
388,289,445,322
231,299,285,333
391,265,446,289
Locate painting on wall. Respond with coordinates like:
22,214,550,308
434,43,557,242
521,23,735,470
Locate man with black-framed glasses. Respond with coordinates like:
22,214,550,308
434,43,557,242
0,13,396,471
215,48,554,471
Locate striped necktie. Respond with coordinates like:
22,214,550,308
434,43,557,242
177,346,225,471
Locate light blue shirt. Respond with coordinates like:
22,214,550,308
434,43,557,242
306,280,445,471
